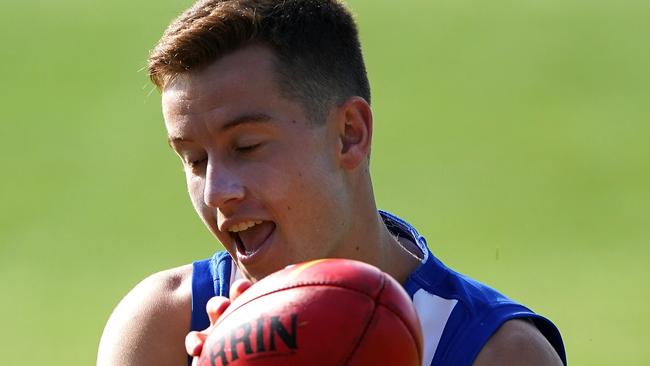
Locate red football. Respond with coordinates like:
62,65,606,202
196,258,423,366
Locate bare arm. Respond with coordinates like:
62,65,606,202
97,265,193,366
473,319,564,366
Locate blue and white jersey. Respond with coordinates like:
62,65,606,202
190,211,566,365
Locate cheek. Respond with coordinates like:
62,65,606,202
241,162,293,205
186,174,206,214
256,157,342,222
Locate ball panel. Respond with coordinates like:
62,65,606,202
197,259,423,366
198,286,377,366
227,259,385,311
376,273,423,360
345,305,421,366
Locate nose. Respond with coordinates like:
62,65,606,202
203,160,245,209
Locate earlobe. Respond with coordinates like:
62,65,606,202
338,97,372,170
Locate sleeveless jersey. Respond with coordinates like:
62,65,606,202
190,211,567,365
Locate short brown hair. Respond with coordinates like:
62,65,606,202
148,0,370,122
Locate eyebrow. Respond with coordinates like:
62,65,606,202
167,113,273,145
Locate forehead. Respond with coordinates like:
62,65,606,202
161,44,286,122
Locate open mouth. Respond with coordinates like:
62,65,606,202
230,220,276,258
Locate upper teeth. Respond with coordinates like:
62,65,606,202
228,220,262,233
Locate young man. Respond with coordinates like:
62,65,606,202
97,1,566,365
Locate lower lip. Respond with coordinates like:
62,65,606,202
235,223,276,265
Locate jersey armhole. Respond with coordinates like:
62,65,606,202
439,305,567,366
190,252,234,332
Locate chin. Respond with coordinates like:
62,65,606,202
241,261,289,282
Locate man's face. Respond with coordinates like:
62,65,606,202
162,45,351,281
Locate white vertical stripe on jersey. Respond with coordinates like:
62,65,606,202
413,289,458,366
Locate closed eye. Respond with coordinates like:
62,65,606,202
235,143,262,153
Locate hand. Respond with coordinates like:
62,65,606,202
185,279,252,366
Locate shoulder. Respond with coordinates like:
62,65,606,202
473,319,564,366
408,255,565,365
97,264,193,366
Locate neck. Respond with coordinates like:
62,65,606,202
374,213,422,284
340,186,421,284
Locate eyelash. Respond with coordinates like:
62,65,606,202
182,143,263,169
234,143,262,154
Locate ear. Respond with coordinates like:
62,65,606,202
335,97,373,170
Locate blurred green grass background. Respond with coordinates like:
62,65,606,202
1,0,648,364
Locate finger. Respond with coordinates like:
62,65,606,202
206,296,231,325
229,279,252,300
185,331,207,357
